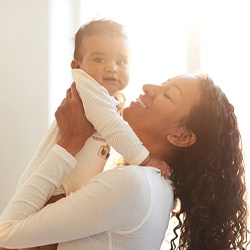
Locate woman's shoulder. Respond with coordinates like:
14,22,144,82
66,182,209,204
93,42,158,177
88,165,150,197
94,165,149,187
92,165,172,194
88,165,173,219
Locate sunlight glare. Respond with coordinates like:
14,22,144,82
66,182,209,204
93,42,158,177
80,0,188,105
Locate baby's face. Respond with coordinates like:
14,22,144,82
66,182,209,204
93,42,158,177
77,34,131,96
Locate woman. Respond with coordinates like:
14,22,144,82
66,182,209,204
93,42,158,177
0,73,248,249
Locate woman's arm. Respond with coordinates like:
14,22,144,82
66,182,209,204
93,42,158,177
0,159,151,248
55,83,95,156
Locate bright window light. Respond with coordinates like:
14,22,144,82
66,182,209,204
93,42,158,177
79,0,189,105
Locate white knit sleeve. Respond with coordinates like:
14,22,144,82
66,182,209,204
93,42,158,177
72,69,149,164
0,144,77,248
0,160,151,248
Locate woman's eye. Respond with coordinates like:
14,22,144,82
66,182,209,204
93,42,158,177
164,92,172,101
164,92,169,98
94,58,104,63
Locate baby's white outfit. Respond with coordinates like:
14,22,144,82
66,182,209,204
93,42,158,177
17,69,149,195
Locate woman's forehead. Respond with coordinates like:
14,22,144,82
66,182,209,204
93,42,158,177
162,74,199,83
161,75,201,106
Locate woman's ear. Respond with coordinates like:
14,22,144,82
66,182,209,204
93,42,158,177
71,59,80,69
166,127,196,147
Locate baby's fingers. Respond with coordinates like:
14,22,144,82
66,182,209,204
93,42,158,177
159,162,171,180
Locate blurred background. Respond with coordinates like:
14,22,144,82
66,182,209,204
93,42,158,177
0,0,249,248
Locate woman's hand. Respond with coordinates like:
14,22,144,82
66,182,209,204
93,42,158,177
55,83,95,156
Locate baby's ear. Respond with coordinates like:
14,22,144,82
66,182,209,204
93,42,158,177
71,59,80,69
166,126,196,147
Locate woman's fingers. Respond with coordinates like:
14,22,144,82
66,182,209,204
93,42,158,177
60,83,78,106
70,83,83,106
66,86,72,100
70,82,78,98
55,82,95,156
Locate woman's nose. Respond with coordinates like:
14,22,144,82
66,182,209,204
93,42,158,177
142,84,157,97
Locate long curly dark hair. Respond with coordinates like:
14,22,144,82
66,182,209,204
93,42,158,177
170,73,249,249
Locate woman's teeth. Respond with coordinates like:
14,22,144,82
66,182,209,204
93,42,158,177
136,98,146,108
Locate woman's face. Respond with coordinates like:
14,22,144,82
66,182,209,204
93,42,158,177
123,74,201,141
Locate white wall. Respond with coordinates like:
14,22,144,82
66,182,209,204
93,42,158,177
0,0,49,212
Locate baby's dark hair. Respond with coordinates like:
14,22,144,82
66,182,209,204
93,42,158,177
73,19,128,61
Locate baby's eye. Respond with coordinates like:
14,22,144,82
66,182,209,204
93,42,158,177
94,58,104,63
116,60,128,66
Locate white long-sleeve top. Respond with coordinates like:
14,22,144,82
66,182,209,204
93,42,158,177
0,145,174,249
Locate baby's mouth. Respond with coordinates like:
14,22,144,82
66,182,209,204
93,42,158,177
104,77,119,83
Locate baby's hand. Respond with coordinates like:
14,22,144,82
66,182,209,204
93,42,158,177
142,156,171,179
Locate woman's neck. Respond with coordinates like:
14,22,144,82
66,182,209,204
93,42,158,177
140,134,172,163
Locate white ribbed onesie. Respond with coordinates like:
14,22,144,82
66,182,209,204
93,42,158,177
17,69,149,195
0,144,174,249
